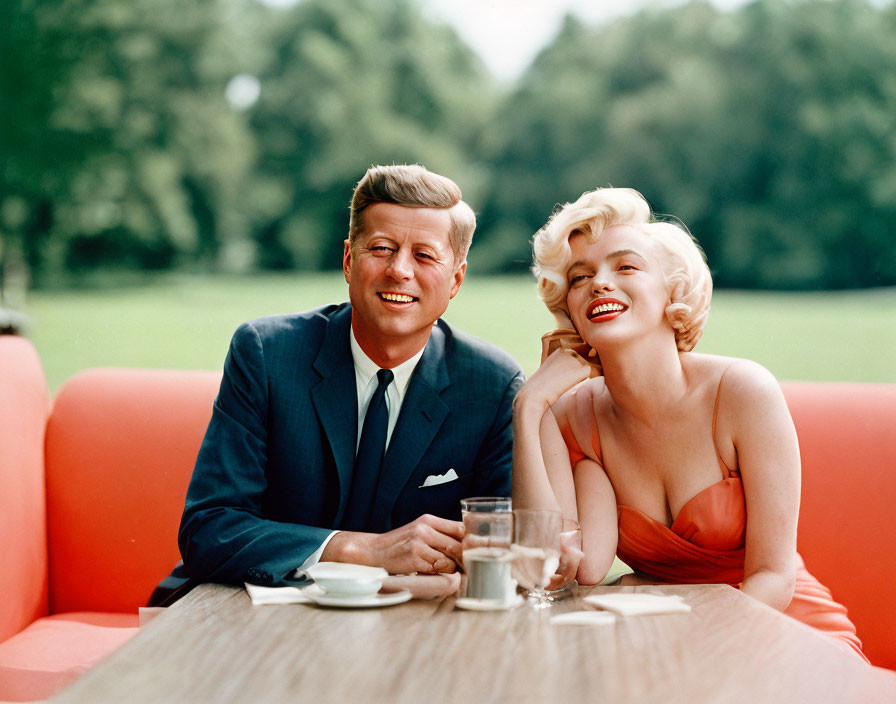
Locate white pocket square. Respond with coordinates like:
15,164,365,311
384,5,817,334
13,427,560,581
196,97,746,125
419,468,459,488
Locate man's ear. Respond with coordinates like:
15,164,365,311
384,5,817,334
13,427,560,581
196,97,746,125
343,239,352,283
449,260,467,299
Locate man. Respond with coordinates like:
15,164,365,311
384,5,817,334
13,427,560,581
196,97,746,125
152,164,523,601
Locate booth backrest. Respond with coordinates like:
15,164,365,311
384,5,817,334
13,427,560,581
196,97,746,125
0,337,51,642
784,382,896,670
44,367,221,614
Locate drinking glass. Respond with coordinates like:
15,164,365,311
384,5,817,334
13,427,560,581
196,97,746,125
460,497,514,602
512,509,561,608
460,497,512,552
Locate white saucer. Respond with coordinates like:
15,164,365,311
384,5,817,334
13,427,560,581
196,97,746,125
454,594,523,611
301,584,412,608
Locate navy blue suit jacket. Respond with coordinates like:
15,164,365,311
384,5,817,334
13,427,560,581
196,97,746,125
176,303,524,588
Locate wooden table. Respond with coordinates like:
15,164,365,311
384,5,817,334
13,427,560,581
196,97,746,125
52,583,896,703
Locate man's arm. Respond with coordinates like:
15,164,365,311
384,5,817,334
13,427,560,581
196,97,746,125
470,370,525,497
178,322,330,587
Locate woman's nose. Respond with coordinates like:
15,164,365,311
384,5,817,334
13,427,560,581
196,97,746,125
592,275,614,293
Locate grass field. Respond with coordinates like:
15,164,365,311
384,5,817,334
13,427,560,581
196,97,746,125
22,273,896,392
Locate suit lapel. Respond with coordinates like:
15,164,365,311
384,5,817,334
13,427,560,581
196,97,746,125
310,305,357,524
369,324,450,531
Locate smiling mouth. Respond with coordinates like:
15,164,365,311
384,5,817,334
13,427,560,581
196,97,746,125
587,300,627,321
379,292,418,303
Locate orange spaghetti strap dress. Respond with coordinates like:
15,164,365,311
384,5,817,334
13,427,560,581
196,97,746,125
579,382,868,662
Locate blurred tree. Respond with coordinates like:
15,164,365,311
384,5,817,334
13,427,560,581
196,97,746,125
1,0,86,297
2,0,255,285
244,0,496,270
4,0,895,290
474,0,896,289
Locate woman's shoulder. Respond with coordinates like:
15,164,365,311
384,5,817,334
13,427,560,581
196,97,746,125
684,353,787,428
551,377,608,463
683,353,780,393
553,376,607,416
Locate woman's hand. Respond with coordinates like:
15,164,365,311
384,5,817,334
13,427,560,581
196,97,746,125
547,523,585,591
514,347,597,419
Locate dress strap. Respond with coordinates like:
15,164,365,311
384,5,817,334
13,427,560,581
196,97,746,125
712,365,738,479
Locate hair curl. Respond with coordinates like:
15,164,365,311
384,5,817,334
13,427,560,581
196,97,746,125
532,187,712,352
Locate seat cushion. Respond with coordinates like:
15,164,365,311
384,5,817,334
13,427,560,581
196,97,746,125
785,382,896,670
0,336,51,643
44,368,220,613
0,611,138,701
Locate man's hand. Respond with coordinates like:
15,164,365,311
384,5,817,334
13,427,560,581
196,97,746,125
321,514,464,574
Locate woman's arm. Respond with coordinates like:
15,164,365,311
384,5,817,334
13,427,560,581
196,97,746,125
511,348,594,512
721,360,800,611
573,458,619,585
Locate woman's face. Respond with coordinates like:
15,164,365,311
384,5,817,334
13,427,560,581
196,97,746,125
565,224,670,350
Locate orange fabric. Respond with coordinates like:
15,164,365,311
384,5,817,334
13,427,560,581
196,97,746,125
0,612,137,701
783,382,896,670
45,368,221,613
570,375,873,663
0,336,50,643
616,477,867,662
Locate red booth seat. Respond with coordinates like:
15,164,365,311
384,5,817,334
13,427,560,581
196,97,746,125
0,335,893,702
0,337,220,701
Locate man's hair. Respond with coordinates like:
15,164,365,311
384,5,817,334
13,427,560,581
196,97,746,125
532,187,712,352
348,164,475,265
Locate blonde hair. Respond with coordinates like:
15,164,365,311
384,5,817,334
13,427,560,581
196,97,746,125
349,164,475,265
532,187,712,352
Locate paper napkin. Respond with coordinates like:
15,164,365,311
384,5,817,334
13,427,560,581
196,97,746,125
550,610,617,626
245,582,312,605
583,592,692,616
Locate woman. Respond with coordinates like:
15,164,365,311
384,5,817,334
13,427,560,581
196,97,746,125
512,187,867,660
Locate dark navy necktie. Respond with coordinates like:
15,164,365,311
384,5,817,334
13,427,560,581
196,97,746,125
343,368,393,532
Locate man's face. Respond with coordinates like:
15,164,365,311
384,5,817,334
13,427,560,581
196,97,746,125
344,202,466,361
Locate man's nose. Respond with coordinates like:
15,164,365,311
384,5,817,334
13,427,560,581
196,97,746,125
386,250,414,280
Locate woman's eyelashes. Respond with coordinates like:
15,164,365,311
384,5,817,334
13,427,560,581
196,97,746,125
569,263,638,287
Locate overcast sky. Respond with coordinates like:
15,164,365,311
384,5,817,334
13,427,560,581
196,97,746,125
421,0,751,81
255,0,754,81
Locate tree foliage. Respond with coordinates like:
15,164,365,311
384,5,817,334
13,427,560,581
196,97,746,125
2,0,895,290
478,0,896,288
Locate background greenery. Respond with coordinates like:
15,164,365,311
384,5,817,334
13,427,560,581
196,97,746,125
28,274,896,392
3,0,896,295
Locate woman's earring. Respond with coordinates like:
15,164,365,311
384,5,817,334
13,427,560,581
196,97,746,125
588,347,598,358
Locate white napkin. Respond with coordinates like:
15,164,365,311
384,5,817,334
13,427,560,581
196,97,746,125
550,610,617,626
245,582,312,605
245,572,460,605
583,592,691,616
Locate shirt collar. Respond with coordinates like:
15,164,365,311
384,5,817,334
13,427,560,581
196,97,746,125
349,327,425,402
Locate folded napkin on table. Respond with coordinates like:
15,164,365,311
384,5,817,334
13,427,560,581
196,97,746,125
245,572,460,605
245,583,312,605
583,592,691,616
550,611,616,626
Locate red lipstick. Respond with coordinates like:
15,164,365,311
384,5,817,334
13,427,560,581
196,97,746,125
586,297,628,322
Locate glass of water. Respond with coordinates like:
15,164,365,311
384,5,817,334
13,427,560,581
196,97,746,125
512,509,562,608
460,497,514,603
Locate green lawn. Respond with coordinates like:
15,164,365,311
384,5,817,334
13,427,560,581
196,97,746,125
23,273,896,392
